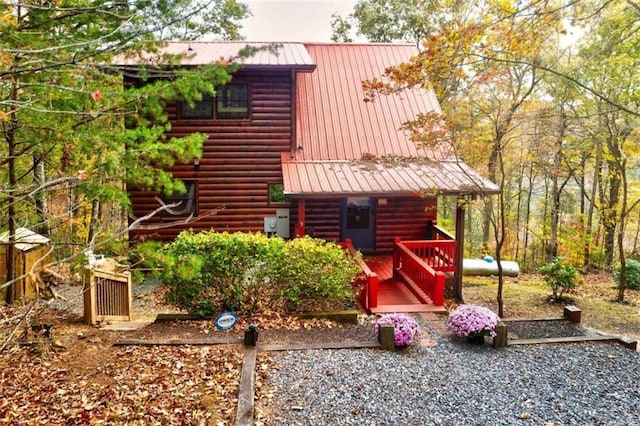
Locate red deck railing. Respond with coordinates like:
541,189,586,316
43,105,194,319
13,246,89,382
342,231,455,310
341,239,379,309
393,237,448,306
396,239,457,273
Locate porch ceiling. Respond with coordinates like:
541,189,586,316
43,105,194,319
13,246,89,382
281,155,500,198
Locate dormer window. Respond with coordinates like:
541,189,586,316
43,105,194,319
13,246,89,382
179,83,249,120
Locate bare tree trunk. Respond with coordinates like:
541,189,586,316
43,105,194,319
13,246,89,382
5,54,21,304
617,186,627,302
546,109,566,263
6,134,18,305
33,154,50,236
602,151,621,267
586,144,601,268
522,161,534,268
514,161,525,261
483,142,499,246
495,152,507,318
87,198,101,246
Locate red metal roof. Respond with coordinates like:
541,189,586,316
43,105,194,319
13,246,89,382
281,154,500,197
284,43,499,197
294,43,446,161
118,41,316,70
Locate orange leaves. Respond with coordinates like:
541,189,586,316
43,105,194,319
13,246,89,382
90,90,103,101
361,77,388,102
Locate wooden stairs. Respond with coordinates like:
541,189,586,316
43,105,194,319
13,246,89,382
364,256,447,314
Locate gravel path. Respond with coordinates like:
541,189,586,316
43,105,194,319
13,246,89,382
45,278,163,318
262,316,640,426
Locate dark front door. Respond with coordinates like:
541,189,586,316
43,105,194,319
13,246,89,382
342,197,375,251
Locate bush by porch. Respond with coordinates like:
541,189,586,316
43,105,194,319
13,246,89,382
151,231,362,316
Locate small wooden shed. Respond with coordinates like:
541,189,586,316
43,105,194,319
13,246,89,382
0,227,51,302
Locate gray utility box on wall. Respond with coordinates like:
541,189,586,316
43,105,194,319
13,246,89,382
275,208,290,239
264,216,277,236
264,209,290,238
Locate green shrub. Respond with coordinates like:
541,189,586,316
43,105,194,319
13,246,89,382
538,257,578,301
270,236,362,312
158,231,360,316
614,259,640,290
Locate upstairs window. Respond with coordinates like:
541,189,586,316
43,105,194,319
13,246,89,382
216,84,249,119
179,84,249,120
180,94,213,119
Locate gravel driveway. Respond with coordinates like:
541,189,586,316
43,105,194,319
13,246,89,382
260,316,640,426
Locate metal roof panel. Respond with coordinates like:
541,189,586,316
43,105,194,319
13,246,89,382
295,43,447,161
281,155,501,197
118,41,316,69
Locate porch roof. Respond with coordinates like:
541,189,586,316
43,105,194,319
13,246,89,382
281,155,500,198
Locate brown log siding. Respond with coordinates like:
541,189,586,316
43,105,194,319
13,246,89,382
290,197,437,253
375,197,437,253
129,71,294,242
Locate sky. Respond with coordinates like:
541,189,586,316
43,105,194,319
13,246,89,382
241,0,358,42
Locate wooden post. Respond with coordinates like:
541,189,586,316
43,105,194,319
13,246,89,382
393,237,401,279
493,321,508,348
454,200,465,303
295,199,305,237
378,324,395,351
243,325,258,346
433,272,445,306
563,305,581,323
369,273,378,309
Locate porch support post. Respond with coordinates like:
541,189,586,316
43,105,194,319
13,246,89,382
295,199,306,237
392,237,401,279
454,197,466,302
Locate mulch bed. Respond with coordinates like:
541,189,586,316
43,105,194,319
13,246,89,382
504,319,589,340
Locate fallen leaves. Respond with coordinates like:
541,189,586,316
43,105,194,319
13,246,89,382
0,304,360,425
0,342,243,425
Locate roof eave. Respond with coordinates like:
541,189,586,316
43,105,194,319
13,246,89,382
284,188,502,199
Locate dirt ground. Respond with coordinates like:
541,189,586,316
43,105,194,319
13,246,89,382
1,273,638,425
462,272,640,341
0,292,375,426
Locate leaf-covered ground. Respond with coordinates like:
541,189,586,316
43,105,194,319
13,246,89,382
0,305,359,426
1,272,638,425
462,273,640,340
0,307,245,425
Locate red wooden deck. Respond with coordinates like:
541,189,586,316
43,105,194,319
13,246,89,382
363,256,447,314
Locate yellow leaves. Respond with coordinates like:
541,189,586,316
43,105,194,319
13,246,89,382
495,0,517,14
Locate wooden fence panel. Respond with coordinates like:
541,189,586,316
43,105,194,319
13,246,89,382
83,268,132,324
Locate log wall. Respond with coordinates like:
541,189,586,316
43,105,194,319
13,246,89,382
292,197,437,254
129,71,294,242
375,197,437,253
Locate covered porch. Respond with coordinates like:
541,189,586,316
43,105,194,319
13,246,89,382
281,155,501,312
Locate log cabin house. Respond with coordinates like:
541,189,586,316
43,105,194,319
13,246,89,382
125,42,499,312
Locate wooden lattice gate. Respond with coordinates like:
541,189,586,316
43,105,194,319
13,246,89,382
83,268,132,324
